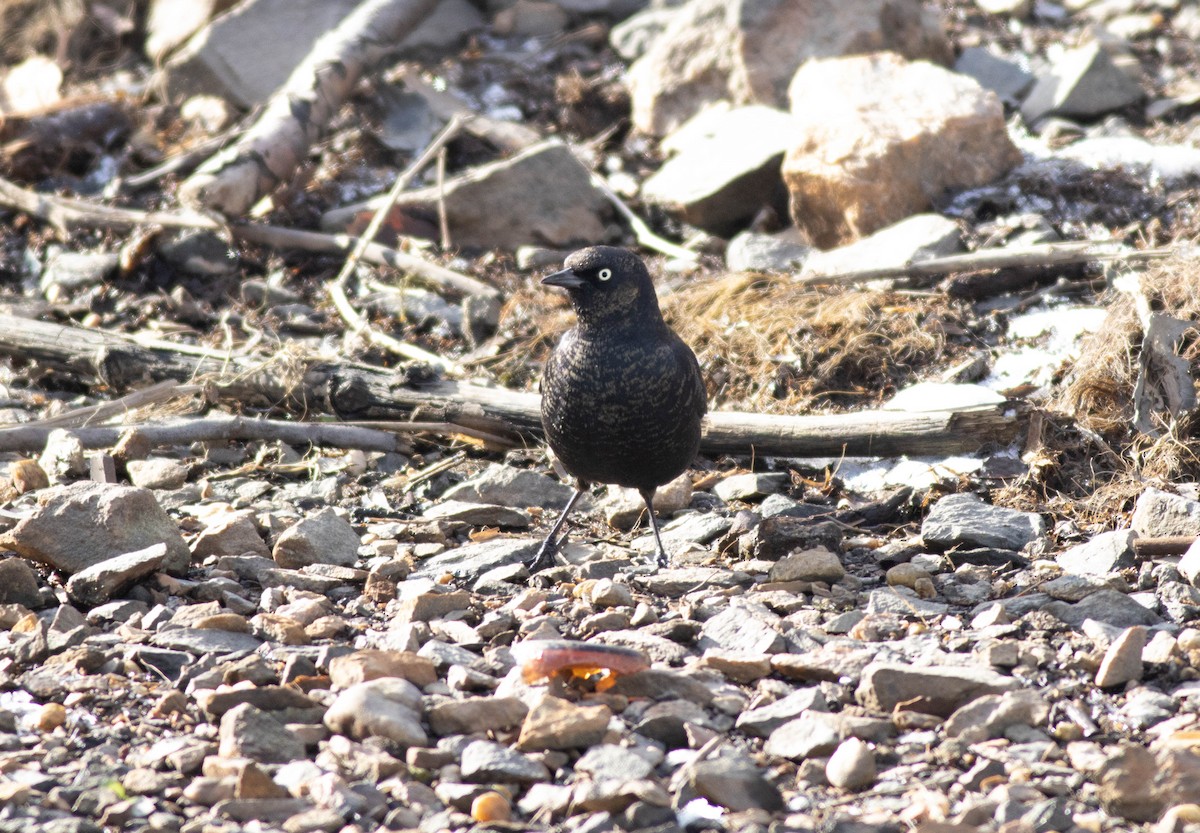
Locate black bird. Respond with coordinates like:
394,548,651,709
532,246,707,571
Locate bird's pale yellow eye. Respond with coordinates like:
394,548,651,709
598,268,612,281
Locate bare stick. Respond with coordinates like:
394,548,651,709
330,115,464,289
179,0,441,215
0,415,413,453
395,68,541,153
13,380,200,431
589,173,698,263
0,312,1025,458
0,173,497,299
796,240,1178,286
326,117,468,373
437,146,451,250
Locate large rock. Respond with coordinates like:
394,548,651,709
322,141,609,250
641,105,792,234
0,482,190,575
783,53,1021,248
627,0,950,136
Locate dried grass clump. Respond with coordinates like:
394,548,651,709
1057,256,1200,438
663,273,970,411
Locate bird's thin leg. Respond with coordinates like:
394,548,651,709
528,486,587,572
640,489,669,568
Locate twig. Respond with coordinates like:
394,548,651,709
10,380,199,431
122,131,238,190
327,117,467,373
796,240,1180,286
394,67,541,153
396,449,467,492
330,115,464,289
436,146,450,250
589,172,698,263
0,173,497,299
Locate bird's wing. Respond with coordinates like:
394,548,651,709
672,336,708,418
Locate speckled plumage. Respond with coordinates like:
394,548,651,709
532,246,706,568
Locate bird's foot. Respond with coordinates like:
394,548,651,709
655,547,670,569
527,536,563,573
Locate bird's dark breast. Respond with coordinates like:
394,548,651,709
541,330,705,492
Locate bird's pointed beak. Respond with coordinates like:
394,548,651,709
542,268,586,290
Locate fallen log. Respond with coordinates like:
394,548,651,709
0,314,1024,458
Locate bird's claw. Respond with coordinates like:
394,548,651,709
527,538,562,573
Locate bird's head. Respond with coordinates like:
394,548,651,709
542,246,662,329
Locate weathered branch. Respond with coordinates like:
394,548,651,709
0,314,1025,458
179,0,441,215
797,240,1179,286
0,416,413,454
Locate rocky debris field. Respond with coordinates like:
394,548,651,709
2,0,1200,832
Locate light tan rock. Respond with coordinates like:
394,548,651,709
628,0,950,136
783,53,1021,248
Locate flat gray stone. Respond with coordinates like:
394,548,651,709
713,472,788,502
1042,573,1109,602
632,512,732,556
272,507,360,569
769,548,845,583
736,687,828,737
441,464,576,509
856,663,1018,717
65,543,168,606
642,105,792,234
218,703,305,763
40,250,119,294
414,537,540,579
1021,40,1144,123
152,627,264,655
1057,530,1136,576
866,587,949,616
424,500,530,528
460,740,549,784
698,603,784,654
1042,588,1162,628
955,47,1035,104
575,744,654,781
801,213,962,279
921,493,1045,551
944,690,1049,741
691,754,785,811
125,458,189,490
726,229,811,273
324,678,427,747
763,711,842,760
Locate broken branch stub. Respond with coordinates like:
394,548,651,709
178,0,440,216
